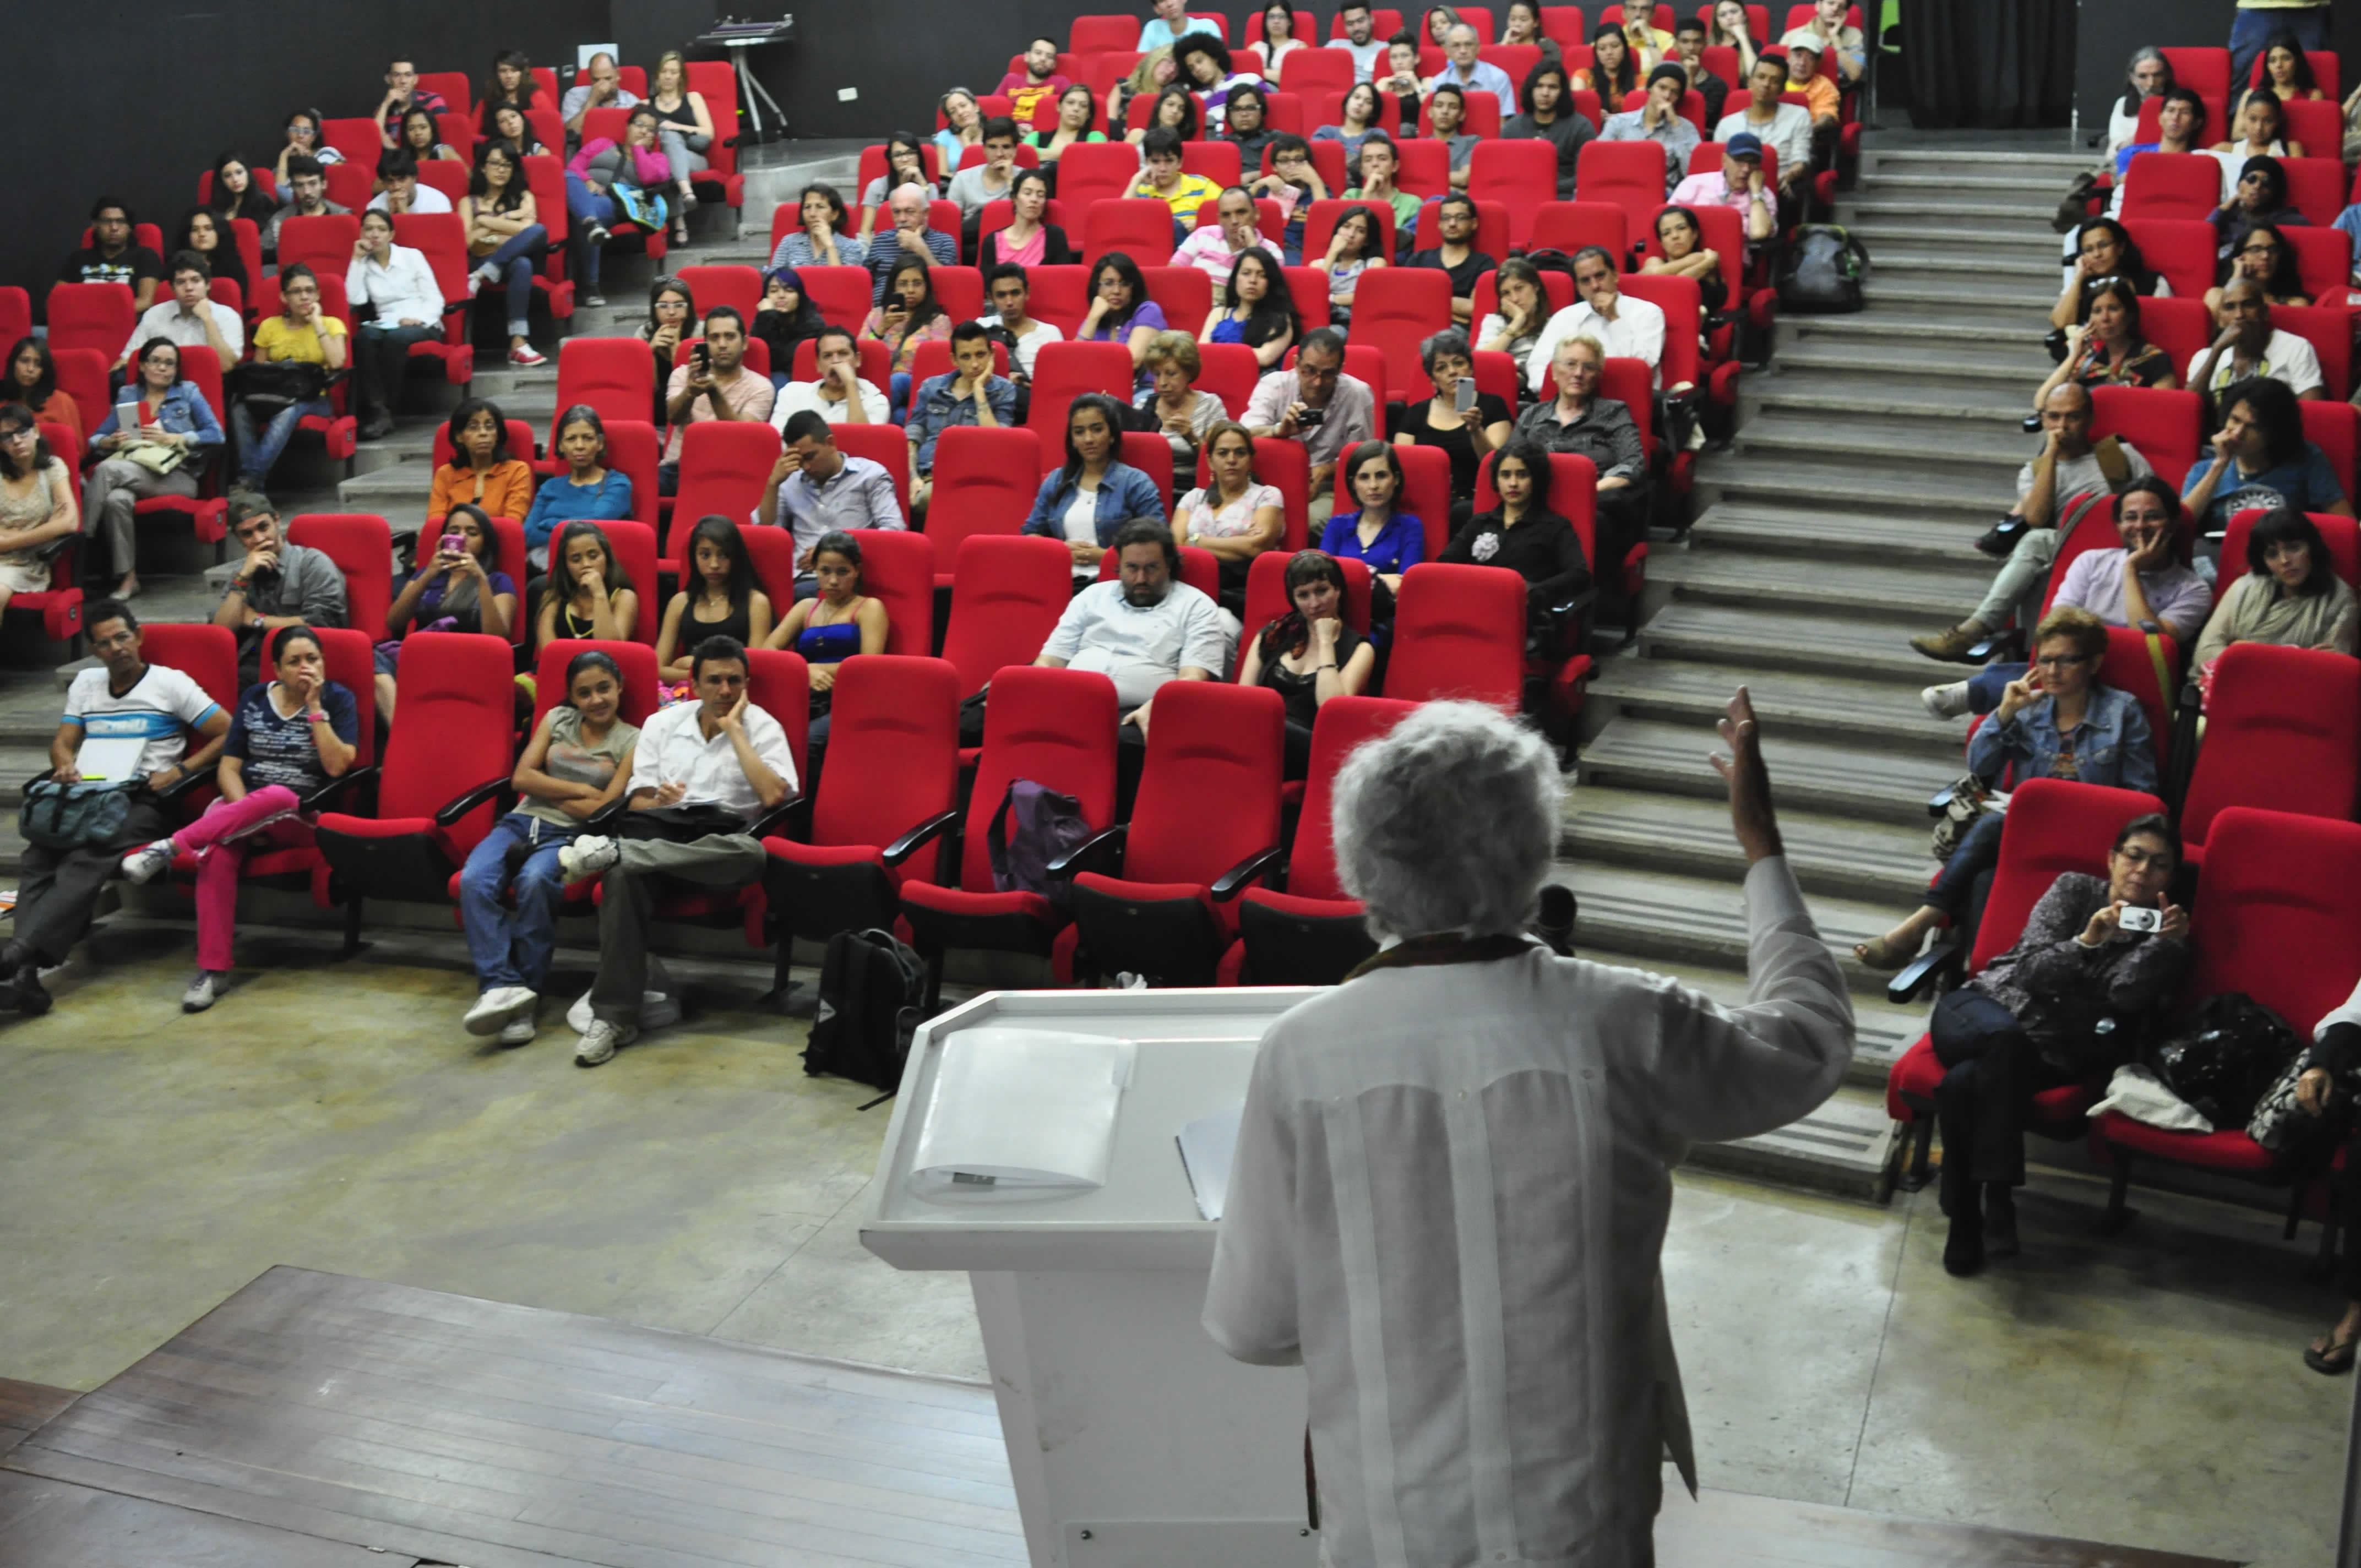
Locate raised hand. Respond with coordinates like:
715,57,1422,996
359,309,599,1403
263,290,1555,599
1709,685,1783,863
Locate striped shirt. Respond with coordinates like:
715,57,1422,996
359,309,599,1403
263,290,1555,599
62,665,220,778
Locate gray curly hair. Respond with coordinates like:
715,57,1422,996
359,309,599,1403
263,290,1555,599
1330,701,1563,939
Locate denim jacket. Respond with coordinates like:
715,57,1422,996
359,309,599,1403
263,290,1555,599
1968,683,2156,795
89,382,225,453
907,372,1019,473
1021,461,1168,545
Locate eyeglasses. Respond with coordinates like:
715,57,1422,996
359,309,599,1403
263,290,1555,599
2239,243,2281,256
2032,654,2092,669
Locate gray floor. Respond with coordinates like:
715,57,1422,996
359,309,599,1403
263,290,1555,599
0,925,2347,1566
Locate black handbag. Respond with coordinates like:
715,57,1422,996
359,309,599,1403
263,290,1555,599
227,359,337,414
19,778,139,851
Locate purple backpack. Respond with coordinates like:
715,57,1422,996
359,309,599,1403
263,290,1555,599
987,778,1094,912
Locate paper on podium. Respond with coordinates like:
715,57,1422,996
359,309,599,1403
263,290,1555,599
910,1027,1138,1190
1176,1104,1243,1221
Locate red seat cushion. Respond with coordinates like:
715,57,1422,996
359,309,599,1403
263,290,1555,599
2091,1111,2277,1173
1886,1033,2106,1130
317,812,465,867
900,880,1059,928
765,840,886,870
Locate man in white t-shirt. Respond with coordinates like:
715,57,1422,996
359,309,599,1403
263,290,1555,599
2,599,229,1015
1326,2,1387,82
2185,281,2326,400
769,326,890,428
1037,522,1232,736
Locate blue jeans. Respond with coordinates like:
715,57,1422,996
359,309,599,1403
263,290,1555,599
231,395,334,486
566,173,620,288
478,224,546,337
889,371,912,423
460,811,579,993
2229,4,2329,101
1965,664,2027,715
1928,812,2005,922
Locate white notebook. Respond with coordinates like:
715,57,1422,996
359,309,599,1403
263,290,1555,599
73,737,150,783
910,1027,1137,1190
1176,1105,1244,1222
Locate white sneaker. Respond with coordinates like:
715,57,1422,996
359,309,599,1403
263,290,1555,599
464,984,537,1036
120,838,177,885
566,986,679,1034
558,835,619,883
465,266,488,299
181,971,224,1012
1920,681,1973,721
498,1015,537,1048
508,344,547,367
575,1018,637,1066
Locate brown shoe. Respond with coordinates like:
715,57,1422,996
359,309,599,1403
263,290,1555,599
1910,623,1988,663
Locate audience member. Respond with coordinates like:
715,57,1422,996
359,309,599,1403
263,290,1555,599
1173,186,1280,282
2190,507,2359,692
1175,36,1264,134
750,266,826,383
660,307,774,489
981,264,1062,386
1201,249,1299,369
2107,86,2205,193
1668,18,1731,123
907,322,1018,511
2182,375,2352,533
1396,327,1512,517
1223,84,1281,172
458,647,640,1046
206,154,276,228
2102,48,2172,162
2050,218,2167,352
563,52,643,141
1131,128,1223,235
1602,64,1702,192
1671,134,1776,251
999,37,1072,123
0,406,83,617
536,519,640,649
2213,95,2306,191
1080,251,1172,390
1247,328,1378,533
262,157,350,255
1328,2,1389,83
1714,57,1813,209
428,399,534,524
1424,24,1516,115
117,253,242,374
1407,194,1496,328
1528,246,1668,391
2212,156,2310,266
212,496,348,684
4,339,83,451
655,515,774,683
1643,206,1730,314
481,49,541,119
646,50,714,242
1323,439,1427,602
1515,335,1649,571
460,139,549,368
640,276,697,423
857,135,932,239
2206,221,2310,314
1139,0,1216,52
1505,62,1593,200
1377,31,1428,109
1135,330,1228,478
1238,548,1377,774
367,150,454,216
390,106,463,165
1031,88,1109,178
1024,394,1169,579
773,183,866,270
376,58,449,139
864,183,957,305
946,117,1024,218
769,326,890,427
2031,279,2175,417
1912,383,2153,660
1422,85,1481,191
565,107,672,307
1132,83,1205,147
2244,35,2326,113
172,207,250,303
522,406,635,571
981,170,1074,270
1502,0,1565,62
763,531,888,742
559,635,795,1066
344,209,445,440
862,255,954,416
1780,0,1864,83
0,600,228,1015
1439,437,1591,620
1710,0,1764,77
1920,480,2211,721
1574,22,1639,99
1249,134,1330,263
377,503,516,718
1176,420,1285,605
1115,48,1181,134
61,199,166,312
1342,135,1420,256
754,412,905,588
1321,204,1388,322
274,112,343,188
1476,255,1552,372
488,104,546,159
2189,280,2326,401
1248,0,1309,74
1314,83,1388,167
85,340,224,602
1615,4,1677,63
1037,519,1231,738
935,89,986,167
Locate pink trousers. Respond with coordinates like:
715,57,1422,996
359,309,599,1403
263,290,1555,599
176,785,312,971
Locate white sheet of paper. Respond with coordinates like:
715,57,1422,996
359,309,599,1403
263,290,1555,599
911,1027,1136,1190
1176,1104,1243,1222
74,737,149,783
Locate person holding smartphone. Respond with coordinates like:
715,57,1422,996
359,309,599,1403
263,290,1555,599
376,502,516,720
1393,327,1511,524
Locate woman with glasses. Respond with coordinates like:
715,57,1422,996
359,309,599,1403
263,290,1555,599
2203,219,2311,313
2048,218,2164,338
89,339,227,600
2030,278,2176,416
274,109,344,186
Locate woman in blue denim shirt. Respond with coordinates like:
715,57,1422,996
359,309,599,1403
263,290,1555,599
1021,393,1168,579
1856,606,2158,971
85,337,225,600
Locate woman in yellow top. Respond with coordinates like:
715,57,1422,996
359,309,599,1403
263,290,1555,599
235,263,347,492
427,399,536,523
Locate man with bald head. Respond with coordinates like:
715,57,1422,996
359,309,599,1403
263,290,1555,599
2188,277,2326,401
1423,23,1516,115
562,52,642,141
1910,380,2156,662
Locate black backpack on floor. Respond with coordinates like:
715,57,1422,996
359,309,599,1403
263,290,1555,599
804,927,925,1097
1775,225,1870,313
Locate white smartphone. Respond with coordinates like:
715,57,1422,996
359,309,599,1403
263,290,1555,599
2118,906,2162,933
115,398,140,432
1454,375,1477,414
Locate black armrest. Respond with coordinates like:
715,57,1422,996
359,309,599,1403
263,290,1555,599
1548,585,1598,620
1047,823,1126,880
1886,934,1962,1006
1210,843,1284,901
747,792,808,842
299,763,379,815
156,760,220,802
433,775,515,827
581,796,632,832
882,807,961,868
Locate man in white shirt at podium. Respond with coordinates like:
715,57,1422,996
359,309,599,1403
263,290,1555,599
1204,690,1853,1567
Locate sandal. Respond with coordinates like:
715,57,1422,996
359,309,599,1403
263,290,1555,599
1853,934,1917,972
2305,1328,2359,1376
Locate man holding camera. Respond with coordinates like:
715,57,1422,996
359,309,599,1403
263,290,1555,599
1244,329,1375,535
660,307,774,493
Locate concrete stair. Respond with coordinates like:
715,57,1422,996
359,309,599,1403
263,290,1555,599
1559,137,2103,1202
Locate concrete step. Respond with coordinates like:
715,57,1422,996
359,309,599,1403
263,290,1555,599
1687,503,1992,568
1845,223,2068,260
0,748,56,808
1744,372,2032,427
1563,784,1935,903
1731,410,2032,473
1863,149,2095,176
337,464,439,515
1577,712,1957,824
1636,602,1963,688
1870,247,2063,283
1649,547,1985,619
1553,854,1918,983
1781,309,2056,355
1770,339,2052,388
1694,454,2008,525
1586,654,1963,758
1838,195,2063,224
1856,280,2061,315
1688,1085,1898,1203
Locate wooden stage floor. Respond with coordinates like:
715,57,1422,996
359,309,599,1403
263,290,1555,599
0,1267,2237,1567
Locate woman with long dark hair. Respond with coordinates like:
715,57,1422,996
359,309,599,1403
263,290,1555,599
750,266,825,385
2,339,80,450
481,49,540,120
1021,393,1168,577
657,515,774,682
637,276,696,426
0,403,82,618
391,105,463,162
1238,548,1377,775
773,181,864,269
521,405,634,570
172,206,249,301
206,153,276,226
764,530,888,738
1575,21,1638,99
2191,507,2358,697
859,133,933,238
462,139,548,366
1080,251,1170,390
979,168,1074,268
536,519,640,649
378,502,517,718
1505,60,1591,199
2205,219,2311,312
2030,279,2176,415
1324,438,1428,601
1201,248,1299,368
862,254,951,417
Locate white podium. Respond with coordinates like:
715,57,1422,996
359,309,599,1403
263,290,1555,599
861,988,1323,1568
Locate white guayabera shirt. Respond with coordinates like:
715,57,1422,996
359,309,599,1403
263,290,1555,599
1205,856,1853,1568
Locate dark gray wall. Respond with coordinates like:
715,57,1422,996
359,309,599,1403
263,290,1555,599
2077,0,2361,128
